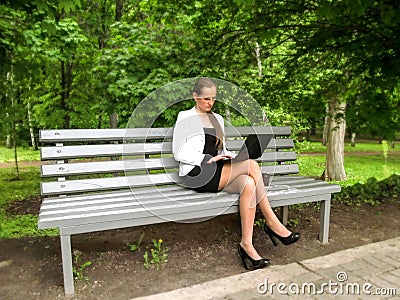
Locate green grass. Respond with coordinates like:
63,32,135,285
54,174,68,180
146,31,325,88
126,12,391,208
0,166,58,238
296,140,399,154
0,146,40,163
297,153,400,186
296,140,400,186
0,167,41,207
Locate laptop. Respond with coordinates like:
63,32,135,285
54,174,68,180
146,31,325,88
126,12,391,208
231,134,273,162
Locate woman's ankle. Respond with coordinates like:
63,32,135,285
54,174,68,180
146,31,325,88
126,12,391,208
240,241,262,260
265,220,291,237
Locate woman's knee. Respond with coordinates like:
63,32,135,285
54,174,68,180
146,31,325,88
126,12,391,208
243,176,256,192
247,159,261,176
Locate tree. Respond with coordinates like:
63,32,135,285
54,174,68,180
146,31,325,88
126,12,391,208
199,0,400,181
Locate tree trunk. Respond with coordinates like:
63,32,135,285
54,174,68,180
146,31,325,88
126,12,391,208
110,112,118,129
97,110,104,129
60,60,73,129
322,104,329,146
351,132,356,147
107,0,123,129
27,100,37,150
8,64,19,179
324,96,347,181
255,40,268,124
255,41,262,78
13,132,20,180
6,134,12,149
116,0,123,21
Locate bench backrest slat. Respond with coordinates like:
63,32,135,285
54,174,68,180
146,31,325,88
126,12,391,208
40,164,299,195
41,173,178,196
40,139,294,160
39,126,292,142
39,126,297,197
261,164,299,175
39,128,174,142
40,143,171,160
41,152,297,177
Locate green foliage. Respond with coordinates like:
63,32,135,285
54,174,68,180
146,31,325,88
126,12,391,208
334,174,400,206
254,218,265,228
0,213,58,239
72,250,92,282
265,105,311,141
143,239,170,270
287,218,300,228
2,0,400,145
128,232,145,252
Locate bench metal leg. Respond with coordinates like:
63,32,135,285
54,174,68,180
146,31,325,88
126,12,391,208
319,199,331,244
60,234,74,294
279,205,288,225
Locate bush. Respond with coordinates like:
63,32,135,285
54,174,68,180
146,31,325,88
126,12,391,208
333,174,400,206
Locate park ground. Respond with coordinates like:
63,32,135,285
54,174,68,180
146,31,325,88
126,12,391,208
0,188,399,299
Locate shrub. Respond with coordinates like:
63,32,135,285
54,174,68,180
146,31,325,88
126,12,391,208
333,174,400,206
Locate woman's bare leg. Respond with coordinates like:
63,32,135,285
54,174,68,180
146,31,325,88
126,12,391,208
220,160,291,238
223,174,262,260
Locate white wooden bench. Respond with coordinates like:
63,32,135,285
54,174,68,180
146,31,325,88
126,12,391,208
38,126,341,294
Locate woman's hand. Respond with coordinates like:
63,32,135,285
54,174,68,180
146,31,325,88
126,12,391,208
206,154,233,163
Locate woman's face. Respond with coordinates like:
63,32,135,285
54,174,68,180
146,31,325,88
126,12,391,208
193,86,217,113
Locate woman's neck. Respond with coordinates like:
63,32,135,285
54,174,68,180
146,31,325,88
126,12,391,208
195,107,214,127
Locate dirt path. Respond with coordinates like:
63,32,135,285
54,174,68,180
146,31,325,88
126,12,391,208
1,199,399,299
0,160,44,168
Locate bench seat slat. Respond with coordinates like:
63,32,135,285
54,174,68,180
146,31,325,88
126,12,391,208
40,192,226,217
38,182,339,229
38,193,239,229
39,186,184,204
59,206,241,236
58,191,326,235
39,178,339,215
40,189,195,211
39,179,338,214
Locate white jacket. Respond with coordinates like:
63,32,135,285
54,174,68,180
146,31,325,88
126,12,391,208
172,107,236,176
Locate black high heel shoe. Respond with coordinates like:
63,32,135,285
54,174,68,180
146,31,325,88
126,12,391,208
238,244,270,270
264,224,300,246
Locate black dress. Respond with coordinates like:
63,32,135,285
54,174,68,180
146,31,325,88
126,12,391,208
182,128,227,193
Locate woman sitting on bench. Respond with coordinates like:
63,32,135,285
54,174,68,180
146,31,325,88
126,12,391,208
172,77,300,270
